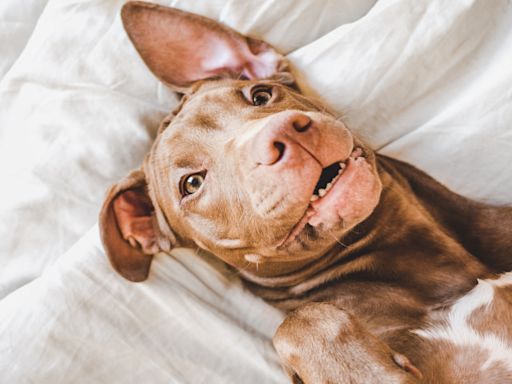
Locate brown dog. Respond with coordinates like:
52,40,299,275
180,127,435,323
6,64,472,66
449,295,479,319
100,2,512,383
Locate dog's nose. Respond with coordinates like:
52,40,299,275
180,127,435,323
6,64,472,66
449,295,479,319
251,112,312,166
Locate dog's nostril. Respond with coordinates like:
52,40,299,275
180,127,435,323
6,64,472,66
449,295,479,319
292,115,312,133
273,141,286,162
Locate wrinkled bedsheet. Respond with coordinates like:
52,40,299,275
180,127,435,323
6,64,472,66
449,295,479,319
0,0,511,383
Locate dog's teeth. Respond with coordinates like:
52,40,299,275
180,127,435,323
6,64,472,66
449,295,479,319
312,162,347,201
351,147,363,158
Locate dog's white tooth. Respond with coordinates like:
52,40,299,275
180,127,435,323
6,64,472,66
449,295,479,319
351,147,363,158
339,162,346,168
326,182,332,191
319,189,326,197
310,195,319,202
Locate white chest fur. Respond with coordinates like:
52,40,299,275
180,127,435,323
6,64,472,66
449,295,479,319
414,273,512,380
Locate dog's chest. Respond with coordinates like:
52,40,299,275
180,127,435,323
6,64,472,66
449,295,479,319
414,273,512,382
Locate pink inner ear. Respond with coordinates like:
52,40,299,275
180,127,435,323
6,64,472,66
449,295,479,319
200,36,281,80
113,189,159,255
121,2,284,88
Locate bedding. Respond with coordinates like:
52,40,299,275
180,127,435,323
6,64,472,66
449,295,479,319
1,0,511,383
0,0,48,80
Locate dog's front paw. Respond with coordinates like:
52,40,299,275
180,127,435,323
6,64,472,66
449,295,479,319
273,303,421,384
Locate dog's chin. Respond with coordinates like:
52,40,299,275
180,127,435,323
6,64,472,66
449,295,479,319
278,147,381,250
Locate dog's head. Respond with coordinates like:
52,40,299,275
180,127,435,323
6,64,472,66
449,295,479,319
100,1,382,281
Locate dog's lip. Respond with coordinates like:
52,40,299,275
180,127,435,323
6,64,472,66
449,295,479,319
277,147,367,248
277,207,316,248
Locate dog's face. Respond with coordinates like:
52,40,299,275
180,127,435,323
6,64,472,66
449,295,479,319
100,2,382,281
151,79,381,263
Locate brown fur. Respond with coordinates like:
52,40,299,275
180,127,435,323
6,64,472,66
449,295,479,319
99,2,512,383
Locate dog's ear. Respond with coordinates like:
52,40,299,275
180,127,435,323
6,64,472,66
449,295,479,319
121,1,288,92
99,170,174,282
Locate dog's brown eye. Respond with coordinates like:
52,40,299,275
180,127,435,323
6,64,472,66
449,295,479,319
252,88,272,106
182,173,204,195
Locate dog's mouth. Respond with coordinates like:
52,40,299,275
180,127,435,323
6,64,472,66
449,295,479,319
278,147,370,248
310,161,346,201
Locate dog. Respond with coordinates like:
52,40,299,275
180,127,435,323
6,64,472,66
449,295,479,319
99,2,512,383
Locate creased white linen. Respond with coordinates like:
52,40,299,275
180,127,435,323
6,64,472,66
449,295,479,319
0,0,48,80
0,0,511,383
0,227,287,384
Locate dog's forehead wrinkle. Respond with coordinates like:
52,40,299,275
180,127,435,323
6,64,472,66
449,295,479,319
188,112,221,131
162,139,205,170
169,95,252,139
159,124,220,170
184,84,244,110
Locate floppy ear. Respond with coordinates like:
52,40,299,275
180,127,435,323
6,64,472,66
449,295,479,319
99,170,173,282
121,1,288,91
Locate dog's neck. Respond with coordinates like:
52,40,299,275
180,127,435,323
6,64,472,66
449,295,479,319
239,155,490,303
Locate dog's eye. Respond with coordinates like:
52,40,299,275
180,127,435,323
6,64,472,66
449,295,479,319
182,173,205,196
252,88,272,106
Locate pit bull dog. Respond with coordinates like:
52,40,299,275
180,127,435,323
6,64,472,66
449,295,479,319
99,2,512,383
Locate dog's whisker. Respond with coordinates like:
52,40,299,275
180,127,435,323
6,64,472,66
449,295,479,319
326,230,348,249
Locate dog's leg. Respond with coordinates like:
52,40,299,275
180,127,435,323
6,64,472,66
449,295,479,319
470,205,512,271
273,303,422,384
382,156,512,272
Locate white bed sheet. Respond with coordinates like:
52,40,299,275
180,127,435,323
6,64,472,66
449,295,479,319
0,227,287,383
0,0,48,80
1,0,511,383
